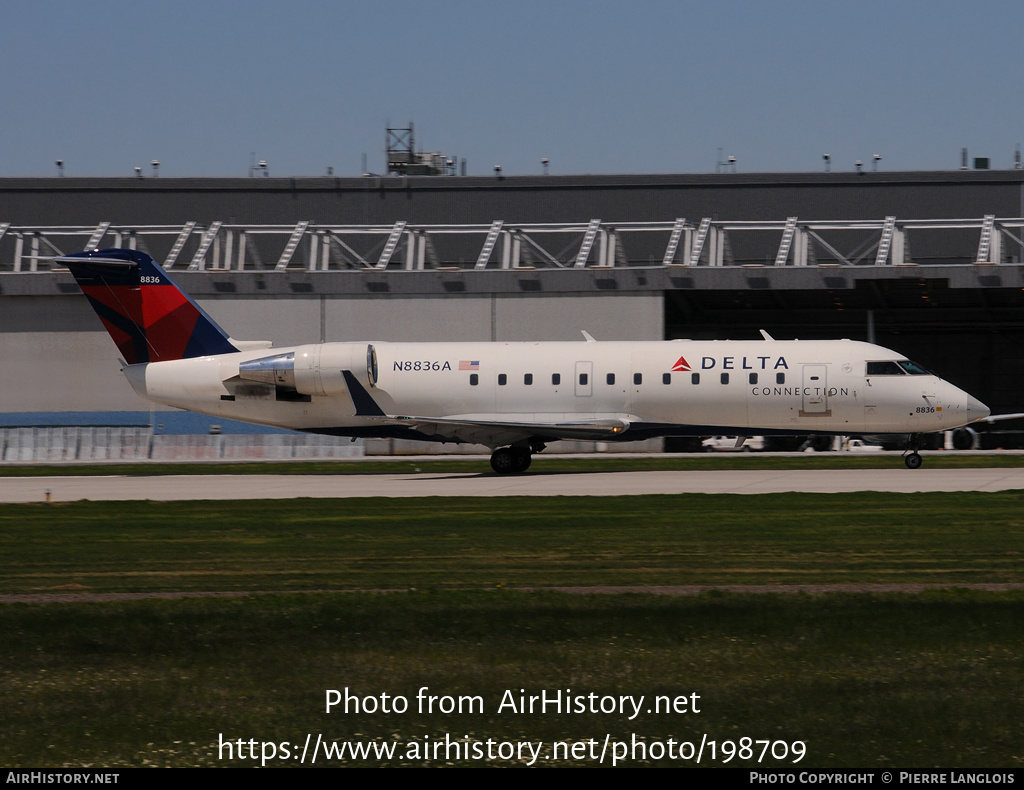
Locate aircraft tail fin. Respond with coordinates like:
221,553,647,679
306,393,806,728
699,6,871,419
57,248,239,365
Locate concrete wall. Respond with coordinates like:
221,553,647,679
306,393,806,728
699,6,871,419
203,292,660,345
2,171,1021,229
0,291,663,415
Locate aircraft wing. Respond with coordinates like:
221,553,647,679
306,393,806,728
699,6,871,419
978,412,1024,424
340,369,630,446
385,414,630,448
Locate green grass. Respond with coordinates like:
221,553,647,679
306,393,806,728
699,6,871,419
1,591,1020,767
2,491,1021,767
1,493,1022,594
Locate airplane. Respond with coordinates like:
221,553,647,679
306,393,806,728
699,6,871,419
56,248,990,474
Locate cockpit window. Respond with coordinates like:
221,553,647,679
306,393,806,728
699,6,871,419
897,360,931,375
866,361,905,375
866,360,931,376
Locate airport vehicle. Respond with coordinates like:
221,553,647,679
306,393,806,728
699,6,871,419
57,249,989,474
844,438,885,453
702,436,765,452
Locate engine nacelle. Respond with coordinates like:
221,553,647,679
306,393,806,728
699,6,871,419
238,343,375,396
951,426,979,450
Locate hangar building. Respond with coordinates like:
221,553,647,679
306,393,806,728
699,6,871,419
2,169,1022,456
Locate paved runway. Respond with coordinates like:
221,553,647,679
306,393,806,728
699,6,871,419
3,467,1024,503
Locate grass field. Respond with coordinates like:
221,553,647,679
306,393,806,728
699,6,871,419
2,492,1023,593
1,489,1022,767
1,591,1020,767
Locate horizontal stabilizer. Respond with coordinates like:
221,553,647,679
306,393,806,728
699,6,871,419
54,256,137,269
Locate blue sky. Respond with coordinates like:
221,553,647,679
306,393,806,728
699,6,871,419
2,0,1021,177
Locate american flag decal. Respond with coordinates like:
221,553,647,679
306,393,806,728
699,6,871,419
459,360,480,370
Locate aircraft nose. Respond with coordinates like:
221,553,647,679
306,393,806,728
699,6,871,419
966,394,990,422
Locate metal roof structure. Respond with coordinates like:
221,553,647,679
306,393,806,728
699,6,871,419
2,215,1022,273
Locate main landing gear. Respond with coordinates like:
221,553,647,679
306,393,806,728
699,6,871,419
903,434,923,470
489,440,545,475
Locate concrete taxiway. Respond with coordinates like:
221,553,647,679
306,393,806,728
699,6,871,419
2,467,1024,503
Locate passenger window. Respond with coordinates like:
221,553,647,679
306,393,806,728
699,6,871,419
634,373,642,385
720,373,729,385
470,374,478,386
776,372,785,384
498,373,507,386
524,373,533,385
606,373,615,385
663,373,671,385
691,373,700,385
749,373,758,385
552,373,560,385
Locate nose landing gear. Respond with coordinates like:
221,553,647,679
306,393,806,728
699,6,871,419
903,434,923,469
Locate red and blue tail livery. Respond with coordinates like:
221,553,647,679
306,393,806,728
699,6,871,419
57,249,238,364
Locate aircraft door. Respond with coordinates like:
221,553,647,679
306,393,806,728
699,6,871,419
575,361,593,397
801,365,830,416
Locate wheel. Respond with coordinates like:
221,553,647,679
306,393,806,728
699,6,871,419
490,447,519,475
904,452,923,470
514,449,532,472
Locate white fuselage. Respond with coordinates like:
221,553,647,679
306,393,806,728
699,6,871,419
123,338,986,445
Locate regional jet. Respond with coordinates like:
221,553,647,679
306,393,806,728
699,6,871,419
57,249,989,473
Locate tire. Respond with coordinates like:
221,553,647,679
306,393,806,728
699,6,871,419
490,447,520,475
904,452,923,470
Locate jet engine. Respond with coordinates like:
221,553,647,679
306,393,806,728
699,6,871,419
237,343,376,396
950,426,979,450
